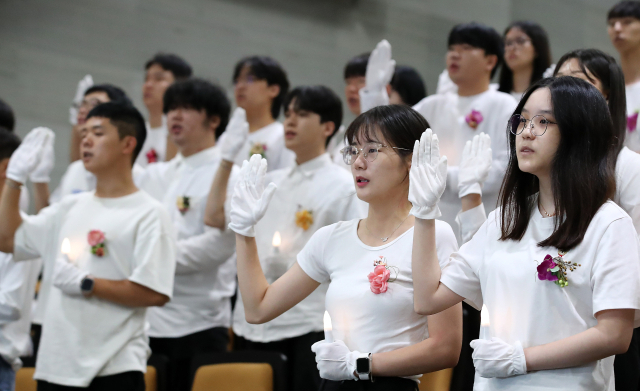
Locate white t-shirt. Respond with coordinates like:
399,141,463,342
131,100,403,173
412,90,517,242
135,117,168,167
626,81,640,153
326,125,350,171
13,191,176,387
440,201,640,390
138,146,239,338
297,219,458,377
233,153,367,342
615,147,640,235
221,122,295,171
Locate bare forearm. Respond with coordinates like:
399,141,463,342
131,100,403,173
204,161,233,229
33,183,50,212
461,193,481,212
0,181,24,253
235,234,271,322
92,278,169,307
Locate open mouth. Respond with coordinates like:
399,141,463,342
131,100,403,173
356,176,370,187
170,124,183,134
285,131,296,139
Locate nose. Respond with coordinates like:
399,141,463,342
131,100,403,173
522,121,536,140
614,21,623,31
352,149,367,169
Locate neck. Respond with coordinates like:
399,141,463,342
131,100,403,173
366,189,413,230
512,66,533,93
457,77,490,97
180,138,215,158
620,46,640,85
94,167,137,198
295,145,326,165
246,107,275,133
148,107,164,128
537,173,555,216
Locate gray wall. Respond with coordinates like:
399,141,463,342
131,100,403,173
0,0,620,189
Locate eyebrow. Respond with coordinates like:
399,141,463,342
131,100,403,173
521,108,554,115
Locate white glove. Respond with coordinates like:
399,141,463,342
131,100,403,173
470,337,527,378
53,254,89,296
359,39,395,113
408,129,448,219
29,130,56,183
228,154,277,237
69,75,94,125
6,127,53,184
458,132,492,198
311,340,367,381
220,107,249,162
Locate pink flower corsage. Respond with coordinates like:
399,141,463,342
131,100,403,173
88,230,106,257
146,148,158,164
627,112,638,133
367,256,398,294
536,251,580,288
465,109,484,130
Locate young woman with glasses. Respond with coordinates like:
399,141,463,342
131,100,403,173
412,76,640,390
228,104,462,390
498,21,553,101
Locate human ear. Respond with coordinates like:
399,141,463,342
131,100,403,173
267,84,281,99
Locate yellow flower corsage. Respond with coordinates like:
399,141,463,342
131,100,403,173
295,209,314,231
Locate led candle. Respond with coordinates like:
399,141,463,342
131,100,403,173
272,231,281,254
480,304,490,339
61,238,71,255
323,311,333,343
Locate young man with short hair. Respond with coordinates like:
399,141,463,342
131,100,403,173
206,85,366,391
141,53,193,165
0,102,176,390
137,78,238,391
223,56,295,171
608,1,640,151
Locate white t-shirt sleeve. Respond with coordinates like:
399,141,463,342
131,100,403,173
128,209,176,298
175,226,235,275
455,203,487,244
435,220,459,267
13,200,64,261
590,216,640,324
296,224,337,283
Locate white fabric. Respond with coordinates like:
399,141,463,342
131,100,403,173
440,201,640,390
297,218,458,380
138,146,239,338
69,75,93,125
326,125,350,172
50,160,145,204
408,129,447,219
471,338,527,378
412,90,517,242
220,121,295,171
311,340,361,381
434,69,499,95
626,81,640,153
220,108,250,162
29,131,55,183
616,147,640,235
233,153,366,342
509,91,523,102
135,116,168,167
455,203,486,244
458,133,492,198
52,254,88,296
7,127,52,185
13,191,176,387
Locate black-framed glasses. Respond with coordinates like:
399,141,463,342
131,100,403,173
505,37,531,48
508,114,557,136
340,142,412,165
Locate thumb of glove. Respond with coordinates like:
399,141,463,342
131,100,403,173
255,182,278,219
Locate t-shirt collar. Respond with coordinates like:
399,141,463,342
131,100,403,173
181,146,219,168
288,153,332,179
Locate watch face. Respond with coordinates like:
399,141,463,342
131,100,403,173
356,357,370,373
81,278,94,292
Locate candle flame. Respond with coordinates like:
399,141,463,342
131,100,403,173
323,311,332,331
480,304,490,327
272,231,281,248
61,238,71,255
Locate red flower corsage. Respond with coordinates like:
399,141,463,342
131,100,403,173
88,230,106,257
465,110,483,130
146,148,158,163
536,250,580,288
367,256,398,294
627,112,638,133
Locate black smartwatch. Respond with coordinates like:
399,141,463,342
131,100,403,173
356,353,372,381
81,276,95,297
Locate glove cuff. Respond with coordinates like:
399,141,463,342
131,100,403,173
459,182,482,198
511,341,527,376
345,351,365,381
359,88,389,113
29,174,51,184
228,222,256,237
5,172,26,186
410,205,441,220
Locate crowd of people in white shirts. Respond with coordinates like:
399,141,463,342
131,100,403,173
1,1,640,391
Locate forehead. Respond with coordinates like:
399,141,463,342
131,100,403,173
84,91,110,102
523,88,552,112
85,116,114,130
146,63,173,77
506,27,527,38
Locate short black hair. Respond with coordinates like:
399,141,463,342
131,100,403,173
84,84,132,106
86,102,147,165
0,99,15,132
344,53,370,80
448,22,504,78
608,1,640,20
390,66,427,106
0,127,20,160
163,78,231,140
233,56,289,119
283,86,343,147
145,53,193,81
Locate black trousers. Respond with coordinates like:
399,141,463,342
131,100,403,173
149,326,228,391
320,377,419,391
615,327,640,391
235,331,324,391
31,323,42,359
37,371,144,391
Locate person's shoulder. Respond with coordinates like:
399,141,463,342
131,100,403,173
315,219,357,241
413,94,448,111
594,200,631,224
486,90,518,106
618,147,640,169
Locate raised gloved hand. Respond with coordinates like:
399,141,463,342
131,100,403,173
220,107,249,162
69,75,94,125
228,154,277,237
53,254,89,296
6,127,54,185
470,337,527,378
311,340,367,381
29,130,56,183
408,129,448,219
458,132,492,198
359,39,396,112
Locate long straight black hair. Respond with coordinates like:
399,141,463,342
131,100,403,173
499,77,617,251
498,21,552,94
553,49,626,154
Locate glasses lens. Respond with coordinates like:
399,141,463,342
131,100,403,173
509,115,526,135
532,116,549,136
343,146,357,165
364,143,379,162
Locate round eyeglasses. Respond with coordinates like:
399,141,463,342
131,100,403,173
340,142,412,165
508,114,557,136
